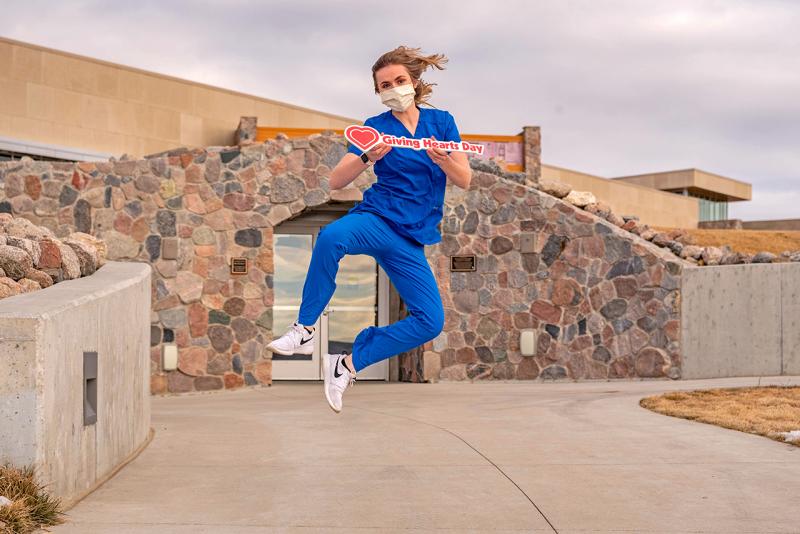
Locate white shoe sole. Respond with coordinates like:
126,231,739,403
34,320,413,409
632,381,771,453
321,354,340,414
266,342,314,356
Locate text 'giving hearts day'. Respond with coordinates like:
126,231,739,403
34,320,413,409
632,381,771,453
344,125,485,156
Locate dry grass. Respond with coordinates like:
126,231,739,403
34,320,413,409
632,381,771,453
656,228,800,255
0,463,64,534
640,386,800,447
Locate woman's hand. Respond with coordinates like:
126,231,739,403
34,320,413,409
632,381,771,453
367,142,392,162
329,142,391,190
426,135,472,189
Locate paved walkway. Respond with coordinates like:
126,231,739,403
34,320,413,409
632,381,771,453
52,376,800,533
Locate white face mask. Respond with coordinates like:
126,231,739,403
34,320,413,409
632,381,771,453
379,83,416,112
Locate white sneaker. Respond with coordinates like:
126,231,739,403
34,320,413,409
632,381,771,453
322,352,356,413
267,321,315,356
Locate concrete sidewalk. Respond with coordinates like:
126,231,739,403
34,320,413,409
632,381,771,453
52,376,800,533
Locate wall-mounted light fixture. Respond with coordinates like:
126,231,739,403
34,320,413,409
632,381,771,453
163,344,178,371
520,329,537,357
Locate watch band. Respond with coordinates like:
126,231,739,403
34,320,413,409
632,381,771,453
360,152,371,164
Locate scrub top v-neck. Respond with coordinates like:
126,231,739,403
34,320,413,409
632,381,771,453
345,106,462,246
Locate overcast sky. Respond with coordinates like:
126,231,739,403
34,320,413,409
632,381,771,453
3,0,798,220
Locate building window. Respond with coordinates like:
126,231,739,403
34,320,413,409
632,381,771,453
698,197,729,222
0,149,76,163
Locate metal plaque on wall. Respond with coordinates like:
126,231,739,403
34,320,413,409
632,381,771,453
450,255,476,272
230,257,249,275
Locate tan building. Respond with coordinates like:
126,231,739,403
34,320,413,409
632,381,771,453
0,35,356,161
542,165,752,228
1,35,752,229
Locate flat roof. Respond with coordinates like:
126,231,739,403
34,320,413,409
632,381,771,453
0,35,359,125
612,168,752,202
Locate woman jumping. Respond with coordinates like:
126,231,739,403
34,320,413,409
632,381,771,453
267,45,472,413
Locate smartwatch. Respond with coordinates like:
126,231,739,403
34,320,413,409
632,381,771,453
360,152,372,165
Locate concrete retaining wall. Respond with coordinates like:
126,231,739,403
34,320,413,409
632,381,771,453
0,261,151,505
742,218,800,231
680,263,800,379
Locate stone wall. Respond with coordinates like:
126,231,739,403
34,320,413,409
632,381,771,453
0,128,686,392
0,135,364,394
398,161,686,382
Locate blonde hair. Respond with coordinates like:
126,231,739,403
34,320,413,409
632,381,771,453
372,46,448,107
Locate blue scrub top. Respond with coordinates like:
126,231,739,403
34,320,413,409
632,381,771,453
345,106,462,246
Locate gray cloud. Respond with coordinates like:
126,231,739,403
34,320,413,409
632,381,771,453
2,0,798,219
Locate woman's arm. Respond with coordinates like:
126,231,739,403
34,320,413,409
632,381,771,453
426,141,472,189
329,143,392,190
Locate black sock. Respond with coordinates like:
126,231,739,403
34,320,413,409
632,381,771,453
303,326,313,334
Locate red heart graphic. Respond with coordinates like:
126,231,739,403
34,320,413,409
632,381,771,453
345,125,380,152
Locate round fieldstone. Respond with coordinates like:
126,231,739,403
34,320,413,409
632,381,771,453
490,204,516,224
462,211,479,233
600,298,628,320
606,258,644,280
34,239,61,269
135,175,160,193
208,325,234,352
235,228,262,247
612,318,634,334
74,199,91,233
466,363,491,379
592,346,612,363
231,317,257,343
223,297,246,316
176,271,203,304
752,251,776,264
441,215,460,234
178,347,208,377
490,236,513,254
209,309,231,325
256,310,272,330
0,245,34,280
223,193,255,211
145,235,161,261
232,354,244,374
151,325,162,347
220,150,240,164
167,370,194,393
551,278,581,306
270,174,305,203
244,372,258,386
475,346,493,363
124,200,143,218
192,226,216,245
195,376,224,391
635,348,667,377
23,268,53,288
476,316,500,339
159,308,187,329
6,237,41,266
59,185,78,206
156,210,176,237
303,189,326,207
453,291,479,313
539,365,568,380
63,240,98,276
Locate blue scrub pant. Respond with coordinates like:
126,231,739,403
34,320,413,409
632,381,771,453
296,211,445,372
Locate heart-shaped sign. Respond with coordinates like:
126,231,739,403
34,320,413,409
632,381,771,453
345,125,380,153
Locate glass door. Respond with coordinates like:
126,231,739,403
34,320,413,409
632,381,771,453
271,225,388,380
271,232,318,379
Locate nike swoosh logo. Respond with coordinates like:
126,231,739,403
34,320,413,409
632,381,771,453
299,336,312,345
334,356,344,378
